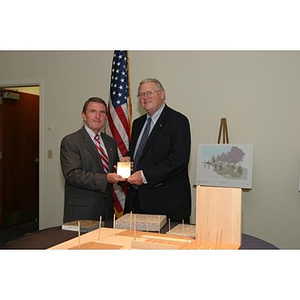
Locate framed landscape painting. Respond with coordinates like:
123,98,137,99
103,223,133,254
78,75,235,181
195,144,254,189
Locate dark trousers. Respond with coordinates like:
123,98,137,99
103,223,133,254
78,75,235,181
124,185,141,214
124,185,190,224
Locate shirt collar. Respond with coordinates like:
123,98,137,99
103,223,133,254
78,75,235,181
85,125,100,140
147,103,165,124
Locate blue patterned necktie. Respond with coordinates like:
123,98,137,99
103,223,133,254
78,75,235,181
133,117,152,172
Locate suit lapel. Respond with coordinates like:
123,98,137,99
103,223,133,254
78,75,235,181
141,106,168,156
101,133,114,172
81,127,103,167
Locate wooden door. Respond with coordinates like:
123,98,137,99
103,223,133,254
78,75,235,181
0,90,39,228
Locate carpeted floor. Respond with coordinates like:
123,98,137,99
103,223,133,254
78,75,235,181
0,220,39,247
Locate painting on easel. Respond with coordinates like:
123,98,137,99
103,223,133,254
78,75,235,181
196,144,254,189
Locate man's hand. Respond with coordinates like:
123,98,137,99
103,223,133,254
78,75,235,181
120,156,131,162
127,170,143,186
107,173,126,184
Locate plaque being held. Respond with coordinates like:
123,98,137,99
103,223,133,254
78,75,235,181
117,161,132,179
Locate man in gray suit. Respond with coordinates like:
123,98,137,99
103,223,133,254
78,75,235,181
60,97,125,223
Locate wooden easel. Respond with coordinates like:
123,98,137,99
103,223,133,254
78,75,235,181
217,118,229,144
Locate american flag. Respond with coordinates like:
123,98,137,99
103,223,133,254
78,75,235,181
106,50,132,218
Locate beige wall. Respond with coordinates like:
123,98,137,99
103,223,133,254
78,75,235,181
1,50,300,249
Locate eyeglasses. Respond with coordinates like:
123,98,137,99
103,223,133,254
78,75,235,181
137,90,161,99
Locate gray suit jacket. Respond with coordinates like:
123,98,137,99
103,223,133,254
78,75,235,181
60,126,119,222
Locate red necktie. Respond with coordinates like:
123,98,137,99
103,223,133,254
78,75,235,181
94,134,109,173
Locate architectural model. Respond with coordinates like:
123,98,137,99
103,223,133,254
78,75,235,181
50,186,242,250
115,213,167,232
166,224,196,239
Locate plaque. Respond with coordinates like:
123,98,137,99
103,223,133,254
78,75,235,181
117,161,131,178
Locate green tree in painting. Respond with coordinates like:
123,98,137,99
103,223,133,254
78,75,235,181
214,146,246,178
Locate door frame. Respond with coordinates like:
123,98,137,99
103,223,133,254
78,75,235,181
0,79,43,230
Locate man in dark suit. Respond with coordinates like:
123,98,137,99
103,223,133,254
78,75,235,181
123,78,191,222
60,97,125,223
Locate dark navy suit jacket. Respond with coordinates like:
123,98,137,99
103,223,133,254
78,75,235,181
126,105,191,221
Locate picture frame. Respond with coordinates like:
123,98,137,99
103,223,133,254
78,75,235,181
195,144,254,189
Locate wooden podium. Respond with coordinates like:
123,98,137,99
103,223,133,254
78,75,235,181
194,117,241,248
195,185,242,248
